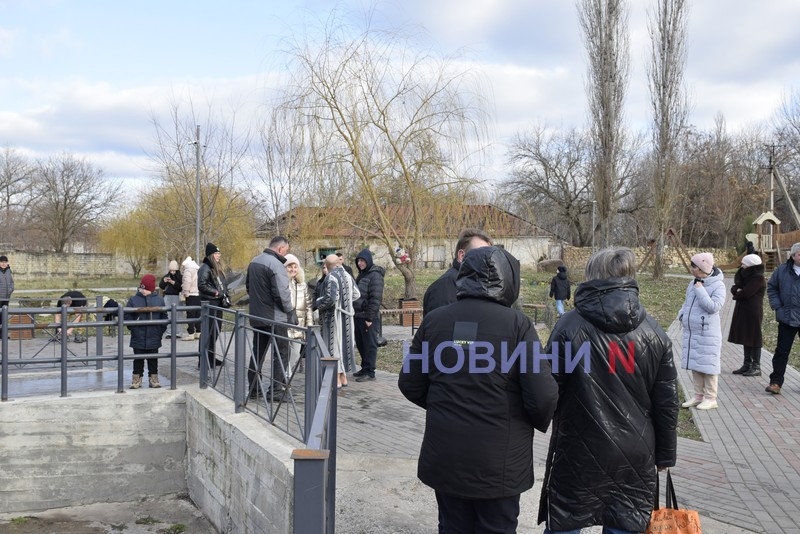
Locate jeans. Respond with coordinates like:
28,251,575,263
770,321,800,386
163,294,181,336
555,299,565,316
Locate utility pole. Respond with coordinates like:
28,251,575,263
194,125,201,262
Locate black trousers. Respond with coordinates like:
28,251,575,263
354,317,378,375
200,306,222,366
185,295,201,334
435,491,520,534
770,322,800,386
248,325,289,393
133,347,158,376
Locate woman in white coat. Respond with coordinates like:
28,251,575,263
284,254,314,376
678,252,726,410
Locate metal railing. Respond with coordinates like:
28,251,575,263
1,300,340,532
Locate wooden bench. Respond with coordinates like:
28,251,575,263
380,307,423,333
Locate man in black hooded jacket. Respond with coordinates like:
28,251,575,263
353,248,384,381
399,246,558,533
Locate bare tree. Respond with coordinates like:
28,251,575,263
26,153,119,252
146,101,256,268
279,13,489,298
578,0,630,247
646,0,689,277
0,146,33,247
503,126,593,245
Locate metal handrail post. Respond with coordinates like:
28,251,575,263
304,326,321,442
116,304,126,393
169,303,177,390
1,306,8,401
234,311,246,413
199,302,209,388
60,306,69,397
95,296,104,370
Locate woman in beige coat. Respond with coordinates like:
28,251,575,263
285,254,314,376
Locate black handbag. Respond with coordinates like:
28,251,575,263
221,293,232,308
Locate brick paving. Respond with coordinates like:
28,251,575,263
338,278,800,534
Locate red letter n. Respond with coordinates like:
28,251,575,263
608,340,635,374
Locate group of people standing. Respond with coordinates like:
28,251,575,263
242,236,386,398
398,236,800,533
401,244,678,533
126,238,388,394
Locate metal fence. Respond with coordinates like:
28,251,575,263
0,298,339,533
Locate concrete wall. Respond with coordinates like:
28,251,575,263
0,390,187,512
0,386,302,534
0,251,123,279
185,388,300,534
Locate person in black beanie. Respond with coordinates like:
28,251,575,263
197,242,228,368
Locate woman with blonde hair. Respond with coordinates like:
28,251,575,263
284,254,314,376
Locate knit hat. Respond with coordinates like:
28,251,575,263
0,255,7,262
205,242,220,257
691,253,714,275
283,253,300,266
139,274,157,293
741,254,762,268
168,260,179,271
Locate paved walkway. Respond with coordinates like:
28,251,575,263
4,285,800,533
336,280,800,534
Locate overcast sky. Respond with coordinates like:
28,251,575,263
1,0,798,187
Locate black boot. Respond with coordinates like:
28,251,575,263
732,351,751,374
742,347,761,377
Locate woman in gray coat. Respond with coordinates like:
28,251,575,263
678,252,726,410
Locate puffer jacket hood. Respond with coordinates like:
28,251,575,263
455,246,519,307
181,256,199,272
355,248,374,271
574,277,646,334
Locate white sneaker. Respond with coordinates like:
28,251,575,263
681,397,702,408
181,333,194,341
697,399,718,410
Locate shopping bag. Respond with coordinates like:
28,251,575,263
646,469,702,534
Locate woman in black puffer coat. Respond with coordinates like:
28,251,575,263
538,248,679,534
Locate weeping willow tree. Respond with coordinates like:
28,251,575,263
275,11,490,298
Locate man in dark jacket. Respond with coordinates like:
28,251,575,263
422,228,492,315
538,248,678,533
766,242,800,394
399,246,558,533
352,248,385,382
126,274,167,389
246,236,295,398
549,265,571,317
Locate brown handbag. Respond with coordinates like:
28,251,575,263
646,469,702,534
